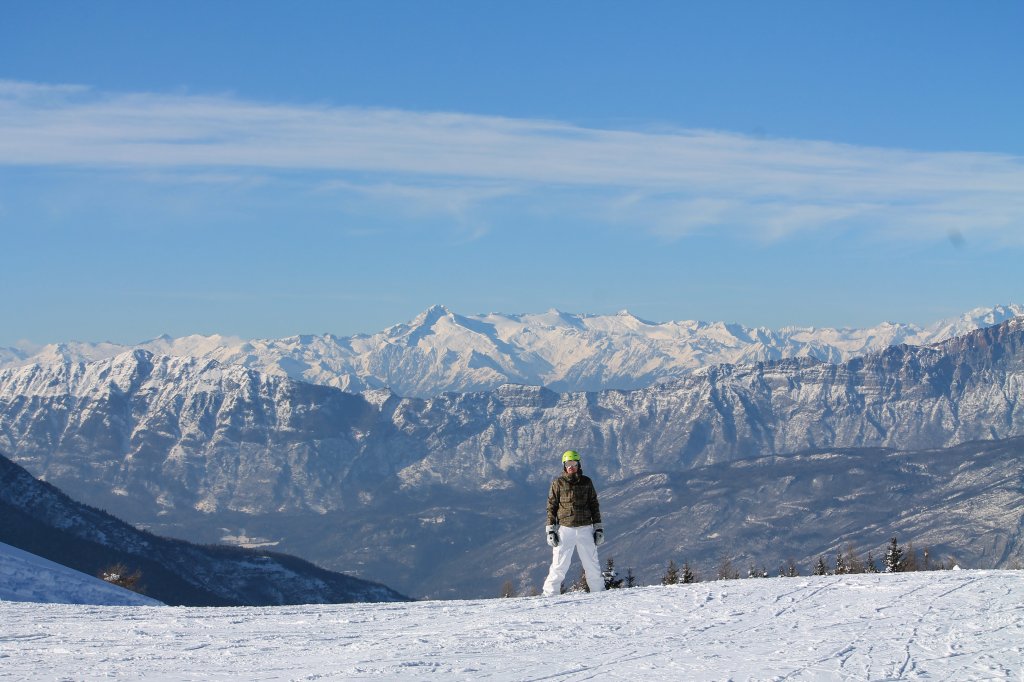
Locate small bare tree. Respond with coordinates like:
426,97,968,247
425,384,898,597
99,563,143,593
717,557,739,580
845,544,865,574
903,541,919,572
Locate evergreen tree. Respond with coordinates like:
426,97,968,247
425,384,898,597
786,558,799,577
662,560,680,585
813,556,828,576
885,537,904,573
625,567,638,588
748,564,766,578
681,561,696,584
866,551,879,573
835,550,847,575
603,557,624,589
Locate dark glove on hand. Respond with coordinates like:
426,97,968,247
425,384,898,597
593,523,605,546
546,524,559,548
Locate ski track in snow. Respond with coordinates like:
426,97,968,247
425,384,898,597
2,570,1023,681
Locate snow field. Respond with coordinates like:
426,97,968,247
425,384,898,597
2,570,1022,680
0,542,161,607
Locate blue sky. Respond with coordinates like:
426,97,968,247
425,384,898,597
2,2,1022,346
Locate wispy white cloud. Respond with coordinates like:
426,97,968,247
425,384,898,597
1,80,1022,243
315,179,517,240
318,178,516,218
0,80,91,99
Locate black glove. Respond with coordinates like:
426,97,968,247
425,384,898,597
593,523,605,546
546,525,559,547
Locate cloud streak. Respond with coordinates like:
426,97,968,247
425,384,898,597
1,80,1022,243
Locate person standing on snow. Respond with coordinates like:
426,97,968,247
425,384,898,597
542,450,605,596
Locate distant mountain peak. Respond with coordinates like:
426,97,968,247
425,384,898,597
3,303,1022,398
418,303,453,320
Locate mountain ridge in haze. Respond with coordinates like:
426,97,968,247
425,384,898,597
0,451,408,605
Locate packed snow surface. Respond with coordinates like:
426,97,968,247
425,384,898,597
2,570,1021,680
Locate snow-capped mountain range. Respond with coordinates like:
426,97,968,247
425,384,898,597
3,303,1021,397
2,316,1023,598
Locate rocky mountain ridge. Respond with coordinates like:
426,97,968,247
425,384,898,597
1,317,1021,509
1,318,1023,597
3,304,1021,397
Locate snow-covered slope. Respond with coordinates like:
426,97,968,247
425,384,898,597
3,304,1021,397
0,452,408,606
0,541,162,606
1,570,1021,680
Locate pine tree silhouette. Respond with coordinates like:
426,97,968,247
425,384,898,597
662,560,679,585
602,557,624,589
885,537,904,573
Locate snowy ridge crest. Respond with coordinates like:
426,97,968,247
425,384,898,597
2,303,1021,397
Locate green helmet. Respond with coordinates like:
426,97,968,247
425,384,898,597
561,450,581,463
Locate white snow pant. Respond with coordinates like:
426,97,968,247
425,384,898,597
542,524,605,596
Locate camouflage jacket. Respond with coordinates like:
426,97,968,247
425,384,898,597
546,471,601,527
